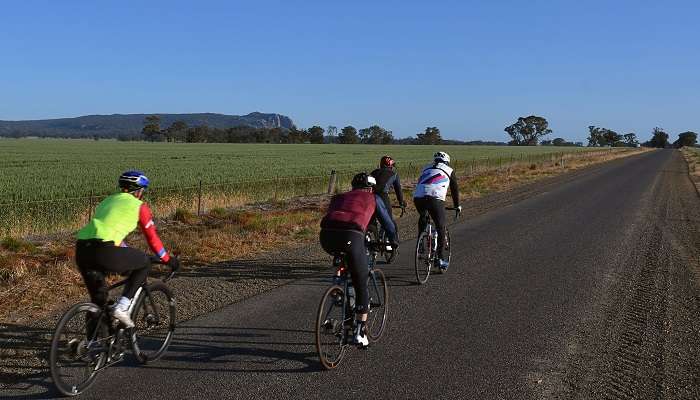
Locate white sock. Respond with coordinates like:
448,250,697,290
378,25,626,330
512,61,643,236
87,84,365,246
115,296,131,311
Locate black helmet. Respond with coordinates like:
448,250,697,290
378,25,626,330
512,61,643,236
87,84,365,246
351,172,377,189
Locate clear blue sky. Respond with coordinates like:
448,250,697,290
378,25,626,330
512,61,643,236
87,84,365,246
1,0,698,142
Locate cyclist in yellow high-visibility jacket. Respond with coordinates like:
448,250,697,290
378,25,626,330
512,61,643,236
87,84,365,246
76,171,179,328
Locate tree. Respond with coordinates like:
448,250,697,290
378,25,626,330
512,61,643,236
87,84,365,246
165,120,188,142
504,115,552,145
623,133,639,147
644,127,669,148
185,125,209,143
674,131,697,148
358,127,371,143
326,125,338,143
416,127,442,145
587,126,622,147
359,125,393,144
308,126,325,143
142,115,163,141
287,127,309,143
552,138,566,146
603,129,623,147
338,126,359,144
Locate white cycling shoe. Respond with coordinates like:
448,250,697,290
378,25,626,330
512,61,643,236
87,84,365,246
353,324,369,348
111,298,134,328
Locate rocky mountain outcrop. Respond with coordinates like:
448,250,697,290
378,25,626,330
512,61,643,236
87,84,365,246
0,112,295,138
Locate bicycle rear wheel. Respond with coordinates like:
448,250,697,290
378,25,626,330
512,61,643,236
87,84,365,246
131,281,176,364
367,269,388,341
315,285,348,369
414,231,432,284
50,302,107,397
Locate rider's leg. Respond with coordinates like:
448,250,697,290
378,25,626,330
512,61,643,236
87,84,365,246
346,230,370,346
414,197,429,234
426,197,447,260
89,246,150,327
320,228,369,345
380,195,396,226
76,241,109,307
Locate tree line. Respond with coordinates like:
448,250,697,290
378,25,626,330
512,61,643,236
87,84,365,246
117,114,699,148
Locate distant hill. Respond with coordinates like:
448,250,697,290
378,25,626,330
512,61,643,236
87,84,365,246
0,112,295,138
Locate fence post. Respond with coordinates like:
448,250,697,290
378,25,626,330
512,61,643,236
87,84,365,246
274,175,279,201
327,170,337,195
88,189,94,222
197,180,202,216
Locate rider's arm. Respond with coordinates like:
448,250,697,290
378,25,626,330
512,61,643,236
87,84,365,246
138,203,171,262
392,172,405,206
374,194,397,242
449,170,460,208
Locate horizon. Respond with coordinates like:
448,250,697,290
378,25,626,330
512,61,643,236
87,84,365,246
2,1,699,142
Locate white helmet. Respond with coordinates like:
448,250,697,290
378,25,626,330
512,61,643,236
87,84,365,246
434,151,450,165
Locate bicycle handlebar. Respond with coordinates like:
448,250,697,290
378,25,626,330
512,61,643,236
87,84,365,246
149,255,166,265
391,205,406,218
149,255,176,282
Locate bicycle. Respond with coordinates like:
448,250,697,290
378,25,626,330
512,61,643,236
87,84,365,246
49,256,177,396
414,207,459,284
315,241,389,369
367,205,405,264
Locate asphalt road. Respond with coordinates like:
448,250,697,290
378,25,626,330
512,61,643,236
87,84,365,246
7,149,700,399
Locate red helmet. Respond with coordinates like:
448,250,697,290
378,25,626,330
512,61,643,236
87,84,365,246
380,155,395,168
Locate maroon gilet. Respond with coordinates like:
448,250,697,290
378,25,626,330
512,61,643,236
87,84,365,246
321,190,376,232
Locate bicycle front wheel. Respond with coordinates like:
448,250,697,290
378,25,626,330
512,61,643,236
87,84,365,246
443,228,452,269
131,281,176,364
49,302,107,397
414,231,432,284
367,269,388,341
381,230,397,264
315,285,348,369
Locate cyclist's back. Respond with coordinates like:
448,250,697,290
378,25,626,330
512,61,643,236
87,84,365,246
413,152,460,270
320,173,397,347
75,171,179,328
370,155,405,211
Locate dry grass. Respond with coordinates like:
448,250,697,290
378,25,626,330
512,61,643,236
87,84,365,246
0,201,324,323
457,147,649,198
0,147,646,324
680,148,700,190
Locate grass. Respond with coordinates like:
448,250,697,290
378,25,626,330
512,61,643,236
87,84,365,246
0,139,611,236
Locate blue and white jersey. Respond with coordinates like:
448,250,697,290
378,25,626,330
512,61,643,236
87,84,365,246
413,162,453,201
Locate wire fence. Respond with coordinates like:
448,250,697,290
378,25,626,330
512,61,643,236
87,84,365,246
0,148,622,237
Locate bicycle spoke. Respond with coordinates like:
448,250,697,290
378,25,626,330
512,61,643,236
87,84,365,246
316,286,348,369
50,303,107,396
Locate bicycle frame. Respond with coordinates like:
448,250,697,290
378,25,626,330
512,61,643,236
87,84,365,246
326,248,384,344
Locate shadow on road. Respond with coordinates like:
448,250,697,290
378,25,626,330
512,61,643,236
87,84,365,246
0,323,59,398
178,258,329,282
144,325,323,374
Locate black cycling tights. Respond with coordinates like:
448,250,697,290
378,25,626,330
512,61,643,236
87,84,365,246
75,240,151,306
319,229,369,314
414,196,448,260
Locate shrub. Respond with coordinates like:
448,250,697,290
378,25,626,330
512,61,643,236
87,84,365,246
1,237,36,253
173,208,197,224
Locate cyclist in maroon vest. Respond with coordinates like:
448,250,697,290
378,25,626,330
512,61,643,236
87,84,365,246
320,172,398,347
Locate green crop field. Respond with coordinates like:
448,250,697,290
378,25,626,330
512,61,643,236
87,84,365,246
0,138,604,236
